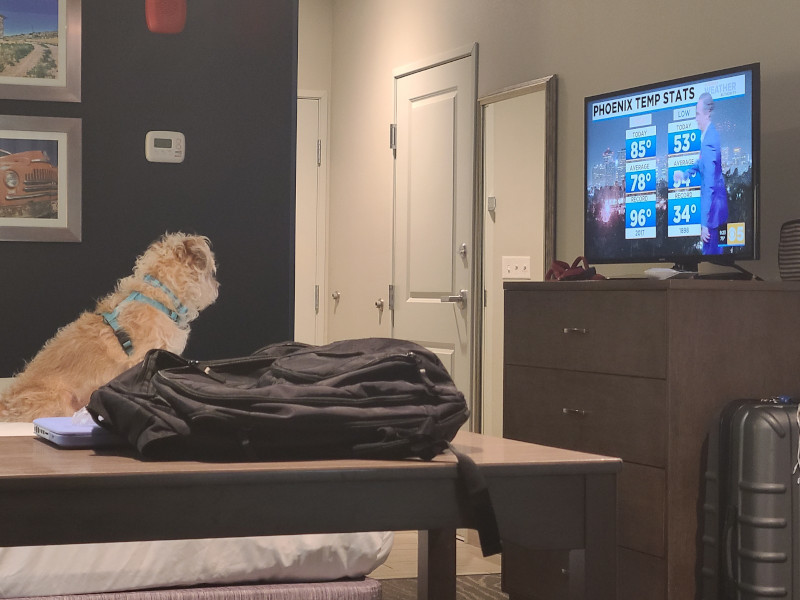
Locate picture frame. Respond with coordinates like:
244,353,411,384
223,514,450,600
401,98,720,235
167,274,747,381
0,0,81,102
0,115,81,242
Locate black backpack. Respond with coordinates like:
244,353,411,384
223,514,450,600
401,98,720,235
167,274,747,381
87,338,500,555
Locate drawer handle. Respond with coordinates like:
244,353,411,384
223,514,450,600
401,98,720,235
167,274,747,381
562,327,588,335
562,408,587,417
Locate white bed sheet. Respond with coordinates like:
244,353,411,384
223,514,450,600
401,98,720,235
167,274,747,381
0,423,393,598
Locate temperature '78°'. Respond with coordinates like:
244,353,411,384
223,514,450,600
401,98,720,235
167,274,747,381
628,172,653,192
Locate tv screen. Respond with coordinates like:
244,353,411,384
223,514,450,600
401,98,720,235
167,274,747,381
584,63,760,271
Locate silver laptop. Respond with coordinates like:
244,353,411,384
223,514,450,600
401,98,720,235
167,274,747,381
33,417,125,449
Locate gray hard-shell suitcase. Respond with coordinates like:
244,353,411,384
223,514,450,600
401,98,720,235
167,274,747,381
701,399,800,599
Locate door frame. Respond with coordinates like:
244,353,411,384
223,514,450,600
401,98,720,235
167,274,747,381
295,90,330,344
392,44,481,430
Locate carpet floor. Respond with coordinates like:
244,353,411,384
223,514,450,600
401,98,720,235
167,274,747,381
379,574,509,600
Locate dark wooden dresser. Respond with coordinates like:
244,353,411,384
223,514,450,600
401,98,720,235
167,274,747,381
502,279,800,600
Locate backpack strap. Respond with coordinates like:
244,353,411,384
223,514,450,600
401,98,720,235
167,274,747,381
447,442,502,557
353,423,502,556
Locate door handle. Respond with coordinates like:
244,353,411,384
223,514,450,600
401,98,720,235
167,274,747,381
563,327,588,335
440,289,467,307
562,408,588,417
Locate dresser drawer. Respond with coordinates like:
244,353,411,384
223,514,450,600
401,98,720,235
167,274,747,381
504,289,667,378
619,547,665,600
502,543,570,600
502,544,666,600
504,365,667,468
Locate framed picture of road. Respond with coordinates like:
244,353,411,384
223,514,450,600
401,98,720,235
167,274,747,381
0,0,80,102
0,115,81,242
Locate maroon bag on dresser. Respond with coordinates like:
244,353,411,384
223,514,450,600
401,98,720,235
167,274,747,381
545,256,606,281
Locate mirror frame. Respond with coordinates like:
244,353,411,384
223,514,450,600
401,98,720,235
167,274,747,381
476,74,557,273
471,74,557,431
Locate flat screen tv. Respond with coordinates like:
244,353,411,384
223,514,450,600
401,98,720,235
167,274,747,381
584,63,760,272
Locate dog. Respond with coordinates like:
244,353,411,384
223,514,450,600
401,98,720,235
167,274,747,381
0,232,219,422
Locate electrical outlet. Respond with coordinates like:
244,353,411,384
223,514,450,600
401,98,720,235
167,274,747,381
501,256,531,280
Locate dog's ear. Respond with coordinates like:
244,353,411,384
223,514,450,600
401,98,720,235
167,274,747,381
180,237,211,271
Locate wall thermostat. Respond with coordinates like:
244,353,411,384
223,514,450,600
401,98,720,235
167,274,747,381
145,131,185,163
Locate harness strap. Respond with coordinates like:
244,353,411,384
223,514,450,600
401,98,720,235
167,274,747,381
101,307,134,355
100,276,186,356
127,291,184,323
144,274,188,318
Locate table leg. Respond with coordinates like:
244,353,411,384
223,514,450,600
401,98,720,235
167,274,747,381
417,528,456,600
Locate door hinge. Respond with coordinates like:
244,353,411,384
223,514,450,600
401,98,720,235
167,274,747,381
388,284,395,311
389,124,397,151
316,139,322,166
314,284,320,313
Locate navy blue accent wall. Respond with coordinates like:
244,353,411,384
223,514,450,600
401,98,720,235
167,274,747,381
0,0,298,375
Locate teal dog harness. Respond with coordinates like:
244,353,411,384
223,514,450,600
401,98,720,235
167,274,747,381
100,275,188,356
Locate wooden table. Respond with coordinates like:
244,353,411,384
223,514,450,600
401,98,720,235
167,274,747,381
0,431,620,600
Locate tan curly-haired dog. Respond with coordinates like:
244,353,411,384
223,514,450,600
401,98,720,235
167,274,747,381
0,232,219,422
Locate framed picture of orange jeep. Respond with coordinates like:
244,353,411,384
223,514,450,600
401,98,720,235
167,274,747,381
0,0,81,102
0,115,81,242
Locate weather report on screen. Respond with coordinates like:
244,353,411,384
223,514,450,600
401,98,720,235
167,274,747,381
584,66,756,265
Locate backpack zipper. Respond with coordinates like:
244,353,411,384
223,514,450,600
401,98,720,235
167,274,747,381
187,359,227,383
269,351,420,383
155,372,442,407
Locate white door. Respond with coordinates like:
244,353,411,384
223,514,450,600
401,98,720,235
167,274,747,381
393,51,476,408
295,95,327,344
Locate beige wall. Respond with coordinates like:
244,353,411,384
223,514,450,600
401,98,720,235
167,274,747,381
298,0,800,341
